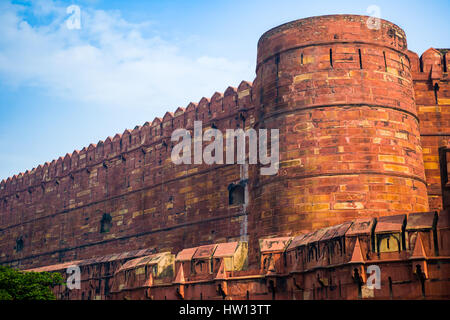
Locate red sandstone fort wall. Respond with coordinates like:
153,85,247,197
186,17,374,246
408,48,450,210
0,82,258,269
0,15,449,273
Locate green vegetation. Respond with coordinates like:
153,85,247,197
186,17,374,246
0,265,63,300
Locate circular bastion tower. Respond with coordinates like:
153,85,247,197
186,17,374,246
249,15,429,245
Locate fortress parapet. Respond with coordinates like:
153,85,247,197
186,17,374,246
25,210,449,300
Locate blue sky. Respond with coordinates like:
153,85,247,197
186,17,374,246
0,0,449,181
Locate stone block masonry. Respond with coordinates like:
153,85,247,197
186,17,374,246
0,14,449,299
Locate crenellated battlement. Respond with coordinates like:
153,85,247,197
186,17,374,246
1,48,447,200
0,45,446,201
408,48,449,81
0,79,257,269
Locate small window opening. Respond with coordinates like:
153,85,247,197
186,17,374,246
228,184,245,205
388,276,393,299
301,53,304,65
358,49,363,69
434,83,440,104
329,48,333,68
100,213,112,233
104,279,110,296
16,237,24,252
383,51,388,72
416,265,426,297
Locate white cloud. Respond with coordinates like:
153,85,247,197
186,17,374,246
0,1,254,110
